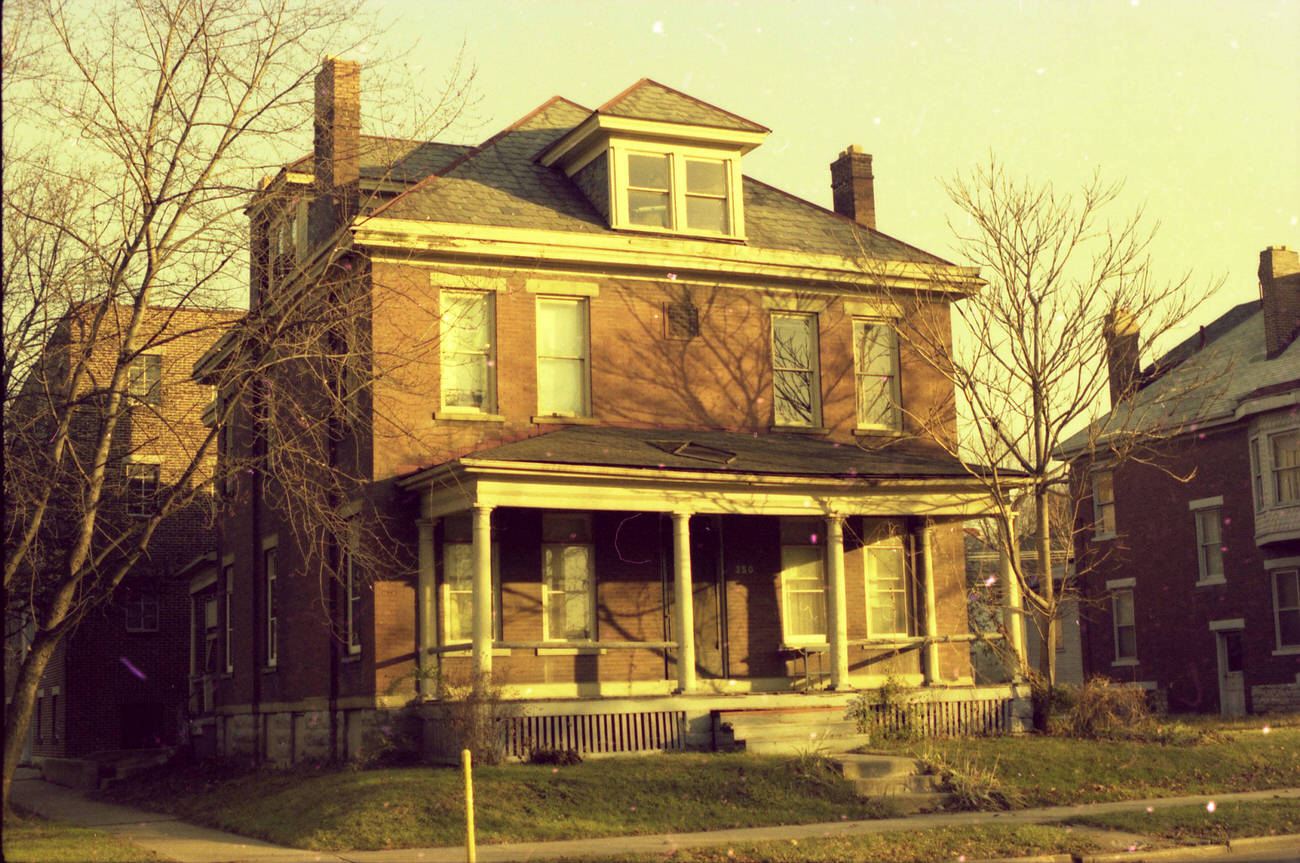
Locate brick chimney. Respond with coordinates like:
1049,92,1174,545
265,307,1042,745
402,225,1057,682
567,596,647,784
1104,307,1141,405
1259,245,1300,359
830,145,875,230
310,57,361,246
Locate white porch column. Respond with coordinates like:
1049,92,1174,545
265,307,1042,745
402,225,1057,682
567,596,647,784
919,523,941,685
416,517,436,698
671,511,696,693
825,515,851,689
1000,539,1026,674
471,504,494,681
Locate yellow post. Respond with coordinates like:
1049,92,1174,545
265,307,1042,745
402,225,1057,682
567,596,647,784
462,748,476,863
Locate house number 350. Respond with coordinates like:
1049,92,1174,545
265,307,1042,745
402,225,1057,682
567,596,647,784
733,564,754,575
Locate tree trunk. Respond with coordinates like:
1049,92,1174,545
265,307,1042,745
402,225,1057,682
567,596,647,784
1035,489,1057,687
2,629,61,813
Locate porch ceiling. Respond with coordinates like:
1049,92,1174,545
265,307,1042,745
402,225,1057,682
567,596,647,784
399,426,1000,520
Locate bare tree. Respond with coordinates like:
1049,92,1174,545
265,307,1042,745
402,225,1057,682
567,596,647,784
865,157,1221,690
1,0,473,809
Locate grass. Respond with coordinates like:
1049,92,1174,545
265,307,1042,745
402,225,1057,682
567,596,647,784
2,809,170,863
877,723,1300,807
98,752,893,851
534,824,1101,863
1063,797,1300,844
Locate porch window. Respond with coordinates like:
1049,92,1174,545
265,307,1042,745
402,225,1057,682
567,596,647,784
771,313,820,427
541,513,594,641
853,319,901,431
440,290,495,412
866,538,909,637
1274,569,1300,650
537,298,590,417
1112,589,1136,662
441,518,501,644
779,518,825,644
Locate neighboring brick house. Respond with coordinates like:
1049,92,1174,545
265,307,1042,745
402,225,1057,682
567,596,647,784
1062,246,1300,716
9,304,232,759
193,59,1028,763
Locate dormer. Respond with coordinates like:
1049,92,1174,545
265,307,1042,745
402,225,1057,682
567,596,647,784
539,80,769,241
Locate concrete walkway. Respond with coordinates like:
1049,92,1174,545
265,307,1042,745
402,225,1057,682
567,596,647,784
9,772,1300,863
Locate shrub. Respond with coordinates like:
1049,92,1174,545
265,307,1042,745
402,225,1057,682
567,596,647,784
846,675,919,744
526,747,581,766
431,670,513,765
1067,676,1152,739
918,748,1023,810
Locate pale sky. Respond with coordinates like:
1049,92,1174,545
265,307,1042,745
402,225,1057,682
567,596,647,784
361,0,1296,349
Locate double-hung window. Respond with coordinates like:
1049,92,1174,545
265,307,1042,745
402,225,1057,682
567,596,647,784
440,290,495,413
541,513,595,641
264,545,278,668
771,313,820,427
1092,471,1116,538
853,319,901,431
779,518,826,644
344,547,362,656
441,515,501,644
621,149,737,236
223,564,235,673
125,463,160,517
125,591,159,632
1271,430,1300,504
866,537,909,637
1250,439,1264,510
203,599,219,673
1112,588,1136,662
1193,505,1224,584
128,354,163,405
1273,569,1300,650
537,297,590,417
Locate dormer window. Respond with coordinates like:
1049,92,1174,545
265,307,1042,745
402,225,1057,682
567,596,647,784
614,145,739,238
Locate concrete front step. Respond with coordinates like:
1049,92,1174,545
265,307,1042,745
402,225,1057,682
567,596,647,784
834,753,950,813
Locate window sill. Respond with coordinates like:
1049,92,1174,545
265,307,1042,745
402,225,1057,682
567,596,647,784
1091,533,1119,543
782,642,829,651
532,414,600,425
1111,658,1139,667
342,653,362,664
611,224,747,244
1272,646,1300,657
853,427,904,438
262,665,278,674
437,648,512,657
433,411,505,423
769,425,829,435
1195,576,1227,587
535,646,607,656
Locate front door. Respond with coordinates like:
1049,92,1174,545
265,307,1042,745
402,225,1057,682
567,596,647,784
1216,630,1246,717
690,515,726,679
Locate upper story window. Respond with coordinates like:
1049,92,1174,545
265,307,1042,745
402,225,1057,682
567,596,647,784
1271,430,1299,505
771,313,820,427
128,354,162,405
440,290,496,413
537,297,590,417
853,319,901,431
1251,439,1264,509
613,145,742,239
1092,470,1116,539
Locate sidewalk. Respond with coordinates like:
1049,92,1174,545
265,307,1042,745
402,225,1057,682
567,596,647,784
10,773,1300,863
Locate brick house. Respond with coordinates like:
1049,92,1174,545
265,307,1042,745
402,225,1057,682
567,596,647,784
192,59,1028,763
8,304,232,761
1062,246,1300,716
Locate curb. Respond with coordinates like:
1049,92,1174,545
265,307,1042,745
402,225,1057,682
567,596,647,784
1079,833,1300,862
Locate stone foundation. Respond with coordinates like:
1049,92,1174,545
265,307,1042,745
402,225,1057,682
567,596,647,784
1252,682,1300,714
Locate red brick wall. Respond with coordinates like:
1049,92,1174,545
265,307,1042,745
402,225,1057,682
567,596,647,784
1074,424,1299,713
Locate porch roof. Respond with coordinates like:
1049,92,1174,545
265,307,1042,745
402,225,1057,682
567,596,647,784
400,427,1002,519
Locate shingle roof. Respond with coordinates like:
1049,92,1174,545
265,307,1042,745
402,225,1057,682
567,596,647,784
1058,301,1300,453
374,94,947,265
282,137,472,183
459,425,982,479
597,79,770,133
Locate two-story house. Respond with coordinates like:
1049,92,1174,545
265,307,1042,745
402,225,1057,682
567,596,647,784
192,59,1027,764
1063,246,1300,716
7,303,231,765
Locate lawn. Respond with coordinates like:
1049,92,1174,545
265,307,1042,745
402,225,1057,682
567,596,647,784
876,723,1300,807
1063,797,1300,844
97,752,891,851
2,809,170,863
